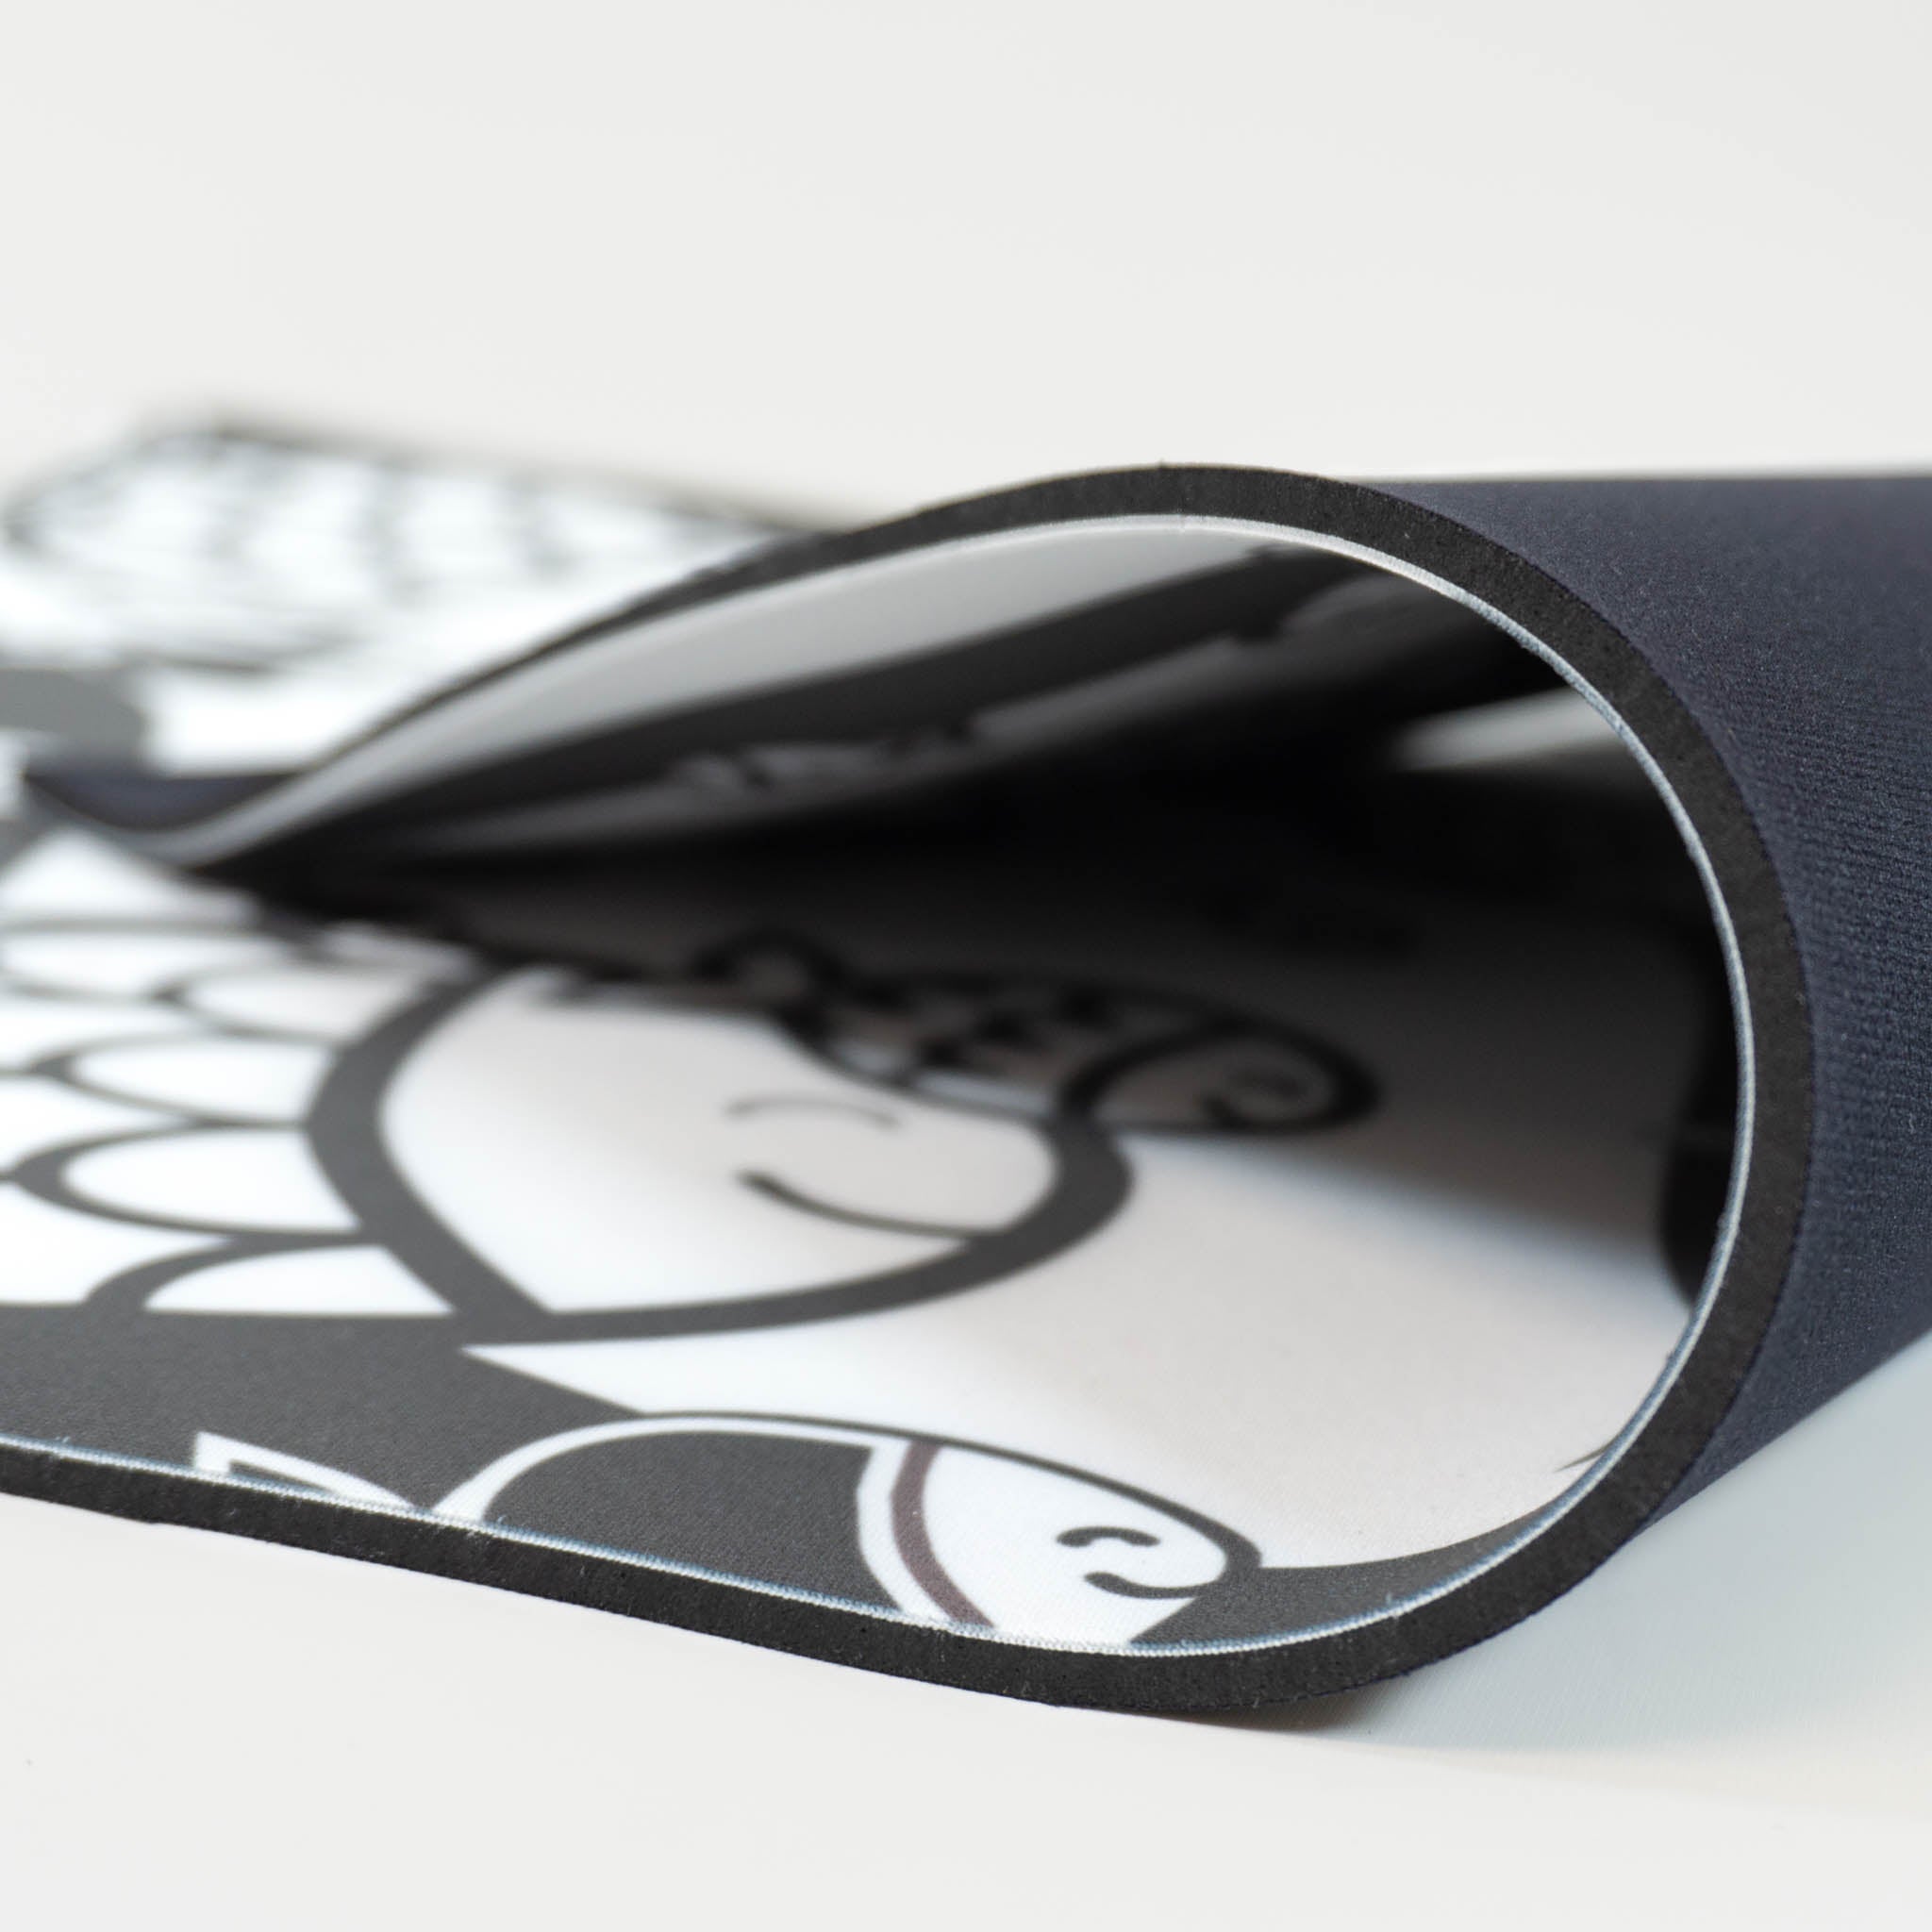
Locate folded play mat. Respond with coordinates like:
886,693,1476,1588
0,423,1924,1709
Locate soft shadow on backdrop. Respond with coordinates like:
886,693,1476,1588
1224,1328,1932,1815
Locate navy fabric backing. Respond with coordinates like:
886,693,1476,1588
1388,476,1932,1495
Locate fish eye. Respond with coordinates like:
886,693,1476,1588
1056,1525,1161,1549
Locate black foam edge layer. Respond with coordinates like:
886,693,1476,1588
0,465,1811,1711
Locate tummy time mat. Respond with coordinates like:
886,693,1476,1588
1,423,1924,1709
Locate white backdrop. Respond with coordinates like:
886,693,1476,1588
5,0,1929,510
2,3,1929,1924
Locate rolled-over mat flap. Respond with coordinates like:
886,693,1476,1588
6,425,1925,1709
